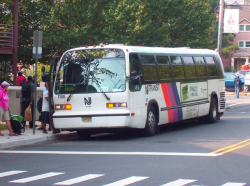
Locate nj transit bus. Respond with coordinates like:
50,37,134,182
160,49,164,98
50,44,225,139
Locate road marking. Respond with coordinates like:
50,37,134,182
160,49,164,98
160,179,196,186
221,182,246,186
0,171,27,178
9,172,64,183
54,174,104,185
102,176,148,186
0,150,221,157
211,139,250,154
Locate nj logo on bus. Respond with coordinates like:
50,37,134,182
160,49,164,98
84,97,91,105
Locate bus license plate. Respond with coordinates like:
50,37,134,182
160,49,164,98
82,117,92,123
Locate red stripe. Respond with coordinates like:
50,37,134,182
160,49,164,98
161,83,173,123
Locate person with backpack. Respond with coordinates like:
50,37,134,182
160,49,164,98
20,76,36,128
0,81,18,136
16,72,27,86
234,75,244,99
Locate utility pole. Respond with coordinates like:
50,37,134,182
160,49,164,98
217,0,224,56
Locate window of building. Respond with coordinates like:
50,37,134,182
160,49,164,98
246,25,250,31
239,25,245,31
239,41,244,48
246,41,250,48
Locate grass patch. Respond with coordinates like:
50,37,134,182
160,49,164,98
0,124,7,129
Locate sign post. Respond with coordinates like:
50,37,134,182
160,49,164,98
32,31,42,135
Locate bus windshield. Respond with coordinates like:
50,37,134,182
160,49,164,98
55,49,126,94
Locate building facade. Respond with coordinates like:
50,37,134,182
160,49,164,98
223,1,250,71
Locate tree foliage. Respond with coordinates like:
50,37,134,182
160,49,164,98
0,0,236,69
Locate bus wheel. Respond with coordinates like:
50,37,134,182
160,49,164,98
144,106,157,136
77,130,92,140
206,97,218,123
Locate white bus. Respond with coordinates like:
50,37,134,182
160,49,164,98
49,44,225,139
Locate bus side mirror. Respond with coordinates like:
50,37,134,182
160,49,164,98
130,70,141,86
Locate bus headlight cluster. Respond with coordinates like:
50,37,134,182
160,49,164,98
55,104,72,110
106,103,127,108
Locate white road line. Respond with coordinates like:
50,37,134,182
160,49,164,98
0,171,27,178
160,179,197,186
0,150,221,157
9,172,64,183
53,174,104,185
227,102,250,107
102,176,148,186
221,183,246,186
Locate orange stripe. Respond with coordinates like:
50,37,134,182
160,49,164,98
161,83,173,123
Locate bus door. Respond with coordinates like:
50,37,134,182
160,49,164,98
129,53,146,128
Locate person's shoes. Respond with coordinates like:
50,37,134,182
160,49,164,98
9,133,18,136
53,129,61,134
43,129,48,134
37,127,43,130
0,133,4,136
29,125,38,128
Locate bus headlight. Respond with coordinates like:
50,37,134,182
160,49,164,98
106,103,127,108
55,104,72,110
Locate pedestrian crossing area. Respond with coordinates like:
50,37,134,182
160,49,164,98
0,170,247,185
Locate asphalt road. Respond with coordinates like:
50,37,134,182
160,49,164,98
1,95,250,186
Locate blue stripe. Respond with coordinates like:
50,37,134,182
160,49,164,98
171,83,183,120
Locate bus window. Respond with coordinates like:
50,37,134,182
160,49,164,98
129,53,142,91
205,56,217,77
141,55,158,81
170,56,185,79
194,57,208,78
156,56,172,80
182,56,197,78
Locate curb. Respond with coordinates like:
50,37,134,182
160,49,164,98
0,132,78,149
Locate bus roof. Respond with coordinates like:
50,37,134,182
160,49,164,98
66,45,217,55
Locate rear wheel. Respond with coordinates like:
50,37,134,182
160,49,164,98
243,84,249,92
77,130,92,140
143,106,157,136
206,97,218,123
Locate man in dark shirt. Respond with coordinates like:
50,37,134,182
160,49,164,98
234,75,244,98
21,76,36,128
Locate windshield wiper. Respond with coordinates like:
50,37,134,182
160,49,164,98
92,75,110,101
67,94,73,102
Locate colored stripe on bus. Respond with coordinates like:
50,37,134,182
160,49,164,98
161,83,183,123
161,83,173,123
171,83,183,121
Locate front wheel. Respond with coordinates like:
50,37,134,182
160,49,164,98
143,106,157,136
243,84,249,92
206,97,218,123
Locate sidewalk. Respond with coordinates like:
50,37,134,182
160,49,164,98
0,121,77,149
226,91,250,96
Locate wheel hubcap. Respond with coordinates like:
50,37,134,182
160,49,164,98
148,111,156,131
212,103,216,118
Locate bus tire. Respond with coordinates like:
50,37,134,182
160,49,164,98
143,106,157,136
77,130,92,140
206,97,218,123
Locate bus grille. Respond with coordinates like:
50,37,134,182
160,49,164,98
219,92,226,110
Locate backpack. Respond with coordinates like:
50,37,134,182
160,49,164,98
21,82,31,98
37,96,43,113
20,79,26,86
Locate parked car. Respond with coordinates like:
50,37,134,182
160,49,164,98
224,72,246,91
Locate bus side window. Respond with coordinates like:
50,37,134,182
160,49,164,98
129,53,142,91
194,57,208,78
182,56,197,78
205,56,218,77
141,55,158,81
170,56,185,79
156,56,172,80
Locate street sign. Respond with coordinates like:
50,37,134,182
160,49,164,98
32,31,42,59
